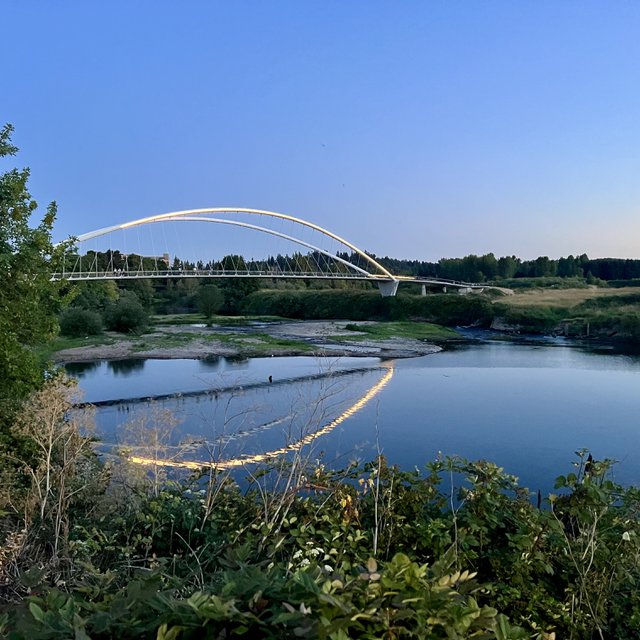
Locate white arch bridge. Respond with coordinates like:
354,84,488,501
55,208,502,297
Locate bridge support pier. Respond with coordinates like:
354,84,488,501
421,284,427,296
377,279,399,297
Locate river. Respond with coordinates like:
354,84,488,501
66,338,640,494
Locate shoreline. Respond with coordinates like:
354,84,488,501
52,319,640,365
52,320,446,363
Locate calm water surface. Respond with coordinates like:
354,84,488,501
67,341,640,493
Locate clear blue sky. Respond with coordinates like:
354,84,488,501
3,1,640,261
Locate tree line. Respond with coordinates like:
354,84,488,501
371,252,640,283
76,247,640,294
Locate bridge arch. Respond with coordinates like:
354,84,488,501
66,207,400,295
77,208,395,279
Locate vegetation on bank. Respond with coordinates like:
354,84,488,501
1,379,639,639
58,243,640,346
44,327,315,361
53,281,640,356
152,313,286,326
493,288,640,339
131,330,314,355
241,289,495,326
36,334,121,362
339,321,459,341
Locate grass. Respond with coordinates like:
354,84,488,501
204,331,312,353
491,286,640,338
152,313,208,325
495,286,640,309
212,315,286,326
336,321,460,342
38,334,120,361
131,332,196,352
152,313,287,326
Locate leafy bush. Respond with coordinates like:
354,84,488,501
70,281,119,311
493,305,563,332
104,292,148,333
242,290,495,326
608,279,640,288
492,277,588,290
2,444,639,638
618,312,640,341
9,555,526,639
58,307,103,337
576,293,640,310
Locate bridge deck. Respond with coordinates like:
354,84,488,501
52,268,510,292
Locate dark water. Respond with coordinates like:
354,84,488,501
67,342,640,493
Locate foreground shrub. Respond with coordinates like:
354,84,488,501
7,554,526,639
0,377,103,602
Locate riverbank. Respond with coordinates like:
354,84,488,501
491,285,640,340
50,319,456,363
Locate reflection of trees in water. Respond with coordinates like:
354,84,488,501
108,359,146,376
224,355,249,367
199,355,221,369
64,361,100,378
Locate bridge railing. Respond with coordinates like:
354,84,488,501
52,268,393,282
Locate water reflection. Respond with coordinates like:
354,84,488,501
199,355,221,368
66,355,382,404
108,359,146,375
129,365,394,470
64,361,100,377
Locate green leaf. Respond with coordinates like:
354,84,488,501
29,602,45,623
554,475,567,488
157,624,182,640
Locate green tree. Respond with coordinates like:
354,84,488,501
197,284,224,321
59,307,103,337
221,278,260,314
497,256,519,279
122,278,156,310
478,253,498,280
104,291,148,333
557,254,582,278
0,124,66,425
221,254,247,271
71,280,119,312
532,256,556,277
